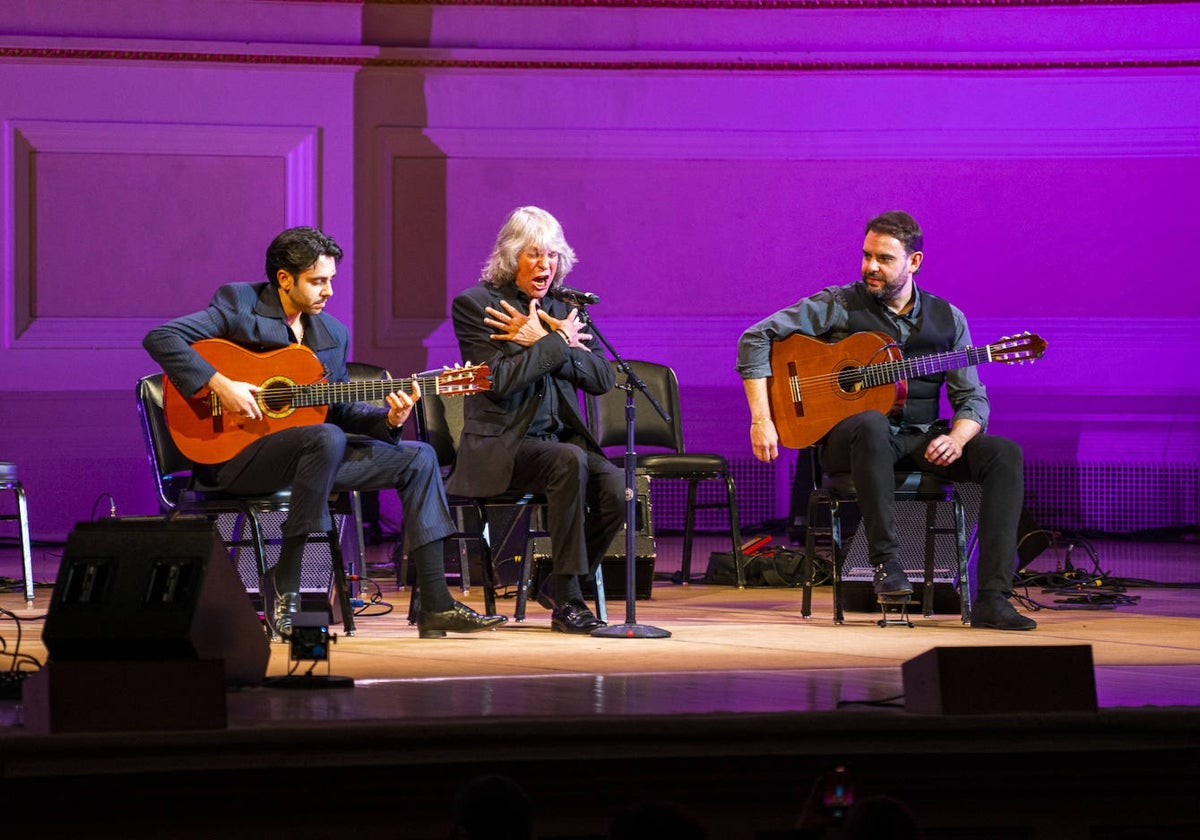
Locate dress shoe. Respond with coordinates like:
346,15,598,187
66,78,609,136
418,600,508,639
970,593,1037,631
260,570,300,643
550,599,605,634
872,560,913,596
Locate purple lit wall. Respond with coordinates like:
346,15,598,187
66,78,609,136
2,1,1198,540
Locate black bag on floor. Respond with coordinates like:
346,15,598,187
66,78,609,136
705,546,806,587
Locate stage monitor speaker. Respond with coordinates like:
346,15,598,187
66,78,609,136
42,517,269,686
902,645,1097,715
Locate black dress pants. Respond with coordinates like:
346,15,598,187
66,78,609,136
507,436,625,577
820,411,1024,595
200,424,454,551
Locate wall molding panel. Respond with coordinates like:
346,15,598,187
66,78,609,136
421,125,1200,162
5,120,319,349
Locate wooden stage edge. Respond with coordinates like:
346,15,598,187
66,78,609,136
2,534,1199,838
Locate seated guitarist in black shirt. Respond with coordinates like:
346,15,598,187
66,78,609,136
737,211,1036,631
144,226,506,641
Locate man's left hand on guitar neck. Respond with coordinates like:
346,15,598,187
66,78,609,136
384,381,422,431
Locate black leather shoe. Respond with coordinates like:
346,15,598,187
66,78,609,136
873,560,913,596
551,599,605,634
970,593,1037,631
260,570,299,643
418,600,508,639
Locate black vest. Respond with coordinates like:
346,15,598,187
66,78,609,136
841,282,956,426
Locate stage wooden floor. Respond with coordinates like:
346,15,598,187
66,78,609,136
2,533,1199,838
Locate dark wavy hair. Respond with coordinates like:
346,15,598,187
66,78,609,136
265,226,344,286
865,211,923,255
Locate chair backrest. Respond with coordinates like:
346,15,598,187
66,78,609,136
413,384,466,469
135,373,193,511
586,360,685,454
346,361,393,392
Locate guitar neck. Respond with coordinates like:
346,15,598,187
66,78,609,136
271,375,436,409
864,345,995,388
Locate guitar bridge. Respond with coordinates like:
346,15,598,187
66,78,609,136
786,361,805,417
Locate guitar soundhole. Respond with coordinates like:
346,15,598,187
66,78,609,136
836,366,865,396
258,375,296,419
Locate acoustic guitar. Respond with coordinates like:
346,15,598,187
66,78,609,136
767,331,1046,449
162,338,491,464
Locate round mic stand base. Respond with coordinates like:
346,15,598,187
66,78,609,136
590,622,671,639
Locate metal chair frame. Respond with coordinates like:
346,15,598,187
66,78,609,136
135,373,360,636
586,359,745,587
0,462,35,606
801,446,971,625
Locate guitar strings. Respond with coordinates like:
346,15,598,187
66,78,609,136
781,345,998,395
249,373,460,407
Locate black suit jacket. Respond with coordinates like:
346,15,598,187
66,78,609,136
445,282,614,498
142,281,395,444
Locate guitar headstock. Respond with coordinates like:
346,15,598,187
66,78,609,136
434,363,492,395
990,332,1047,365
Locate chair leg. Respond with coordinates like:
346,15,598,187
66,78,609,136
326,529,356,636
724,474,745,589
592,563,607,624
243,511,270,580
393,520,408,590
829,497,845,625
13,482,34,606
922,501,938,618
478,533,498,617
953,494,971,624
449,504,472,595
680,480,699,584
490,505,536,622
801,493,821,619
348,491,366,601
515,529,537,622
457,522,472,597
407,578,419,625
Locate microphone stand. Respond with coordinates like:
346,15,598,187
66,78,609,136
576,304,671,639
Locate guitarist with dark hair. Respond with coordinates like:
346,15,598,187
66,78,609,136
144,226,506,641
737,211,1037,631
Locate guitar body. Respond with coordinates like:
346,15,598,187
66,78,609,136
766,329,1046,450
162,339,329,464
768,332,905,449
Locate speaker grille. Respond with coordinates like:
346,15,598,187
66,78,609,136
1024,460,1200,533
648,457,775,531
839,483,981,582
208,511,352,594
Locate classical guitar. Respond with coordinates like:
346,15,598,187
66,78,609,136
162,338,491,464
767,331,1046,449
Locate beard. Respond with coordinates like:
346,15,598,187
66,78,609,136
863,273,905,304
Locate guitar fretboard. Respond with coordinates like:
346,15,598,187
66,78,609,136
213,375,446,414
860,345,994,388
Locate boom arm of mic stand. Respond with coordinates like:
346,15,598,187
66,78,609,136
576,306,671,639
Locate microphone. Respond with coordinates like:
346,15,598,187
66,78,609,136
549,284,600,306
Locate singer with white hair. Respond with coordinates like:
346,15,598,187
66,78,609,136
446,206,624,634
